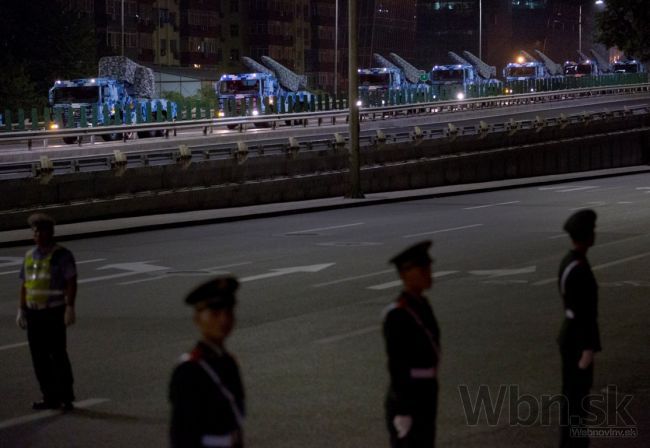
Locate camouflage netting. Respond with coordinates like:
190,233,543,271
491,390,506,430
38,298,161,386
98,56,154,99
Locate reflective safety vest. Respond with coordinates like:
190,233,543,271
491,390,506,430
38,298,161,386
24,246,65,308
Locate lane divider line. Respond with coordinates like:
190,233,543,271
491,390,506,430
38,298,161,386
315,326,380,345
463,201,520,210
402,224,484,239
0,342,28,352
284,222,365,235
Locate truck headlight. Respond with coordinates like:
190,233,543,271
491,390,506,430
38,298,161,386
356,100,363,107
269,98,274,105
252,109,259,116
49,122,59,130
217,111,225,118
456,92,465,100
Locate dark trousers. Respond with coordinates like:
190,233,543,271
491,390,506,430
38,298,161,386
26,306,75,404
386,382,438,448
559,348,593,448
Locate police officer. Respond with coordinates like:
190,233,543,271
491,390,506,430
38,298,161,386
16,213,77,411
383,241,441,448
558,209,601,448
169,277,245,448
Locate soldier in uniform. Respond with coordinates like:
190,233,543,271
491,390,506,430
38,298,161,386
169,277,245,448
383,241,441,448
557,209,601,448
16,213,77,411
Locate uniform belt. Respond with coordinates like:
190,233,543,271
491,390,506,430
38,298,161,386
201,434,234,447
26,298,65,310
410,367,437,379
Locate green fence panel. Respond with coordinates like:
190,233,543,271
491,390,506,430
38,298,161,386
31,108,39,130
287,96,294,113
91,105,98,127
16,109,25,131
3,110,12,131
80,107,88,128
156,102,164,122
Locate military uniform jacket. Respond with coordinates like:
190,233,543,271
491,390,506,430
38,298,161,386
384,292,441,416
170,341,245,448
557,250,602,353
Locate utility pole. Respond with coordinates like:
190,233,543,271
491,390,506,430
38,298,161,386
121,0,125,57
578,4,582,54
478,0,482,61
334,0,338,97
347,0,363,199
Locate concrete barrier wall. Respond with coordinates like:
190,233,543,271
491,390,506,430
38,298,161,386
1,115,649,230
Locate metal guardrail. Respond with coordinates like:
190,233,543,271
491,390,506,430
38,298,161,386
1,103,648,181
0,83,649,151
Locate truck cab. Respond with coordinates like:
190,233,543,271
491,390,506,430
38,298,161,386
563,60,598,77
430,64,475,99
503,62,546,82
48,77,123,128
216,73,278,117
613,60,644,73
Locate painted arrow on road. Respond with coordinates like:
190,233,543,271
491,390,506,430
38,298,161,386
240,263,335,283
78,261,170,284
468,266,536,278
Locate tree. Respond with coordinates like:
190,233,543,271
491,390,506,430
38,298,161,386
0,1,96,111
595,0,650,62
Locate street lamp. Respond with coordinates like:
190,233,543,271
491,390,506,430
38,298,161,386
121,0,125,56
334,0,338,97
579,1,606,54
478,0,482,61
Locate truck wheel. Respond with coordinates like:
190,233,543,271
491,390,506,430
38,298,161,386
101,132,121,142
63,137,78,145
253,122,270,128
227,124,238,130
137,130,158,139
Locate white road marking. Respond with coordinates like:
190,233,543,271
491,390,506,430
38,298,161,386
468,266,536,277
76,258,107,264
0,256,23,268
79,261,169,284
592,251,650,271
463,201,520,210
118,262,252,286
556,186,598,193
539,185,580,190
0,398,109,430
569,201,607,211
533,251,650,286
315,325,380,344
312,269,394,288
285,222,364,235
240,263,335,282
366,271,458,290
402,224,484,239
617,201,633,204
548,234,567,240
0,342,28,352
1,258,106,276
635,187,650,190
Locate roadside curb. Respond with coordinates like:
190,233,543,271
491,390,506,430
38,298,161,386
1,165,648,248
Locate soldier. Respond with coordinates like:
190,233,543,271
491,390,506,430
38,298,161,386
169,277,245,448
558,209,601,448
383,241,441,448
16,213,77,411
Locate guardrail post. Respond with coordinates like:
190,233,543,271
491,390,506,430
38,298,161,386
37,155,55,184
111,150,128,176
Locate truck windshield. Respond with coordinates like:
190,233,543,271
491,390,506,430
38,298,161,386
52,86,100,104
359,73,390,87
431,69,464,82
565,64,593,75
613,63,638,73
219,80,260,95
506,66,536,77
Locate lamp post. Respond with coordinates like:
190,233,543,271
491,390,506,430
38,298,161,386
478,0,482,60
121,0,125,56
334,0,338,97
578,4,582,54
347,0,363,198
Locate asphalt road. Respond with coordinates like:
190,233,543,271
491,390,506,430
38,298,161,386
0,173,648,447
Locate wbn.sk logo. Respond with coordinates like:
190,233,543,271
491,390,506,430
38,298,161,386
458,384,637,436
